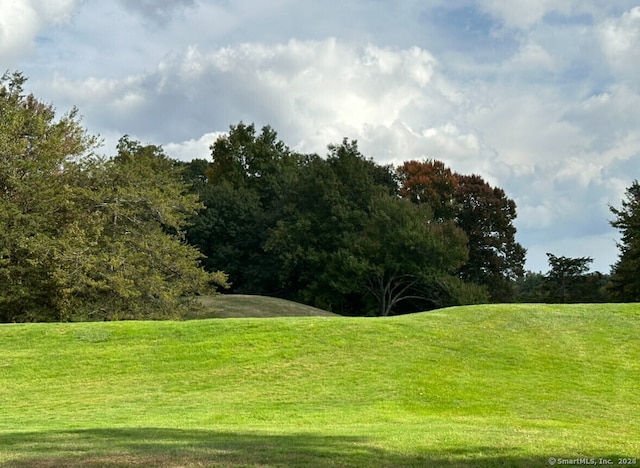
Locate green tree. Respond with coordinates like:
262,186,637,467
0,73,225,322
349,195,482,316
266,140,481,315
0,71,98,321
545,253,593,303
68,137,228,320
186,123,301,294
607,180,640,301
454,174,526,302
265,140,397,313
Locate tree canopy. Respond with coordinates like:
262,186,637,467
397,160,526,301
1,71,537,321
0,73,226,322
607,180,640,301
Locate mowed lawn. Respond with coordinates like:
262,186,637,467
0,303,638,467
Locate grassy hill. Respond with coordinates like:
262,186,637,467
0,303,638,467
188,294,339,318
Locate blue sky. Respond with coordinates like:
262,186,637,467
2,0,640,273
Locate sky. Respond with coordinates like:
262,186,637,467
2,0,639,273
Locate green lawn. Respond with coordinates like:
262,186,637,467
0,303,638,467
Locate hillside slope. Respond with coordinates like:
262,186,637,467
189,294,339,318
0,303,638,467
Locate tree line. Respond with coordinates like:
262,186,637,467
1,72,638,321
182,122,528,316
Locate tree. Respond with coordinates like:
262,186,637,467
607,180,640,301
185,123,302,294
513,271,548,303
454,174,526,302
265,140,399,313
545,253,593,303
397,159,458,220
0,71,98,321
397,161,526,302
0,73,225,322
68,137,228,320
266,141,481,315
349,195,481,316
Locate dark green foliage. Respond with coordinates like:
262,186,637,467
185,123,301,295
349,195,484,315
513,271,548,302
0,73,225,322
266,140,478,315
607,180,640,301
186,128,506,315
514,262,610,303
545,253,593,303
265,146,376,311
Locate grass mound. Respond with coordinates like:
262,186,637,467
0,303,638,467
187,294,338,319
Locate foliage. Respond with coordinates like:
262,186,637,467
607,180,640,301
0,71,98,321
350,195,480,315
266,140,475,315
514,262,610,304
512,271,547,303
265,142,383,312
397,161,526,302
397,159,458,220
185,123,301,294
545,253,593,303
187,131,503,314
0,73,225,322
454,174,526,301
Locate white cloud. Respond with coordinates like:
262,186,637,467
0,0,76,63
43,39,445,157
507,42,556,71
598,6,640,80
13,1,640,275
164,132,226,162
116,0,195,24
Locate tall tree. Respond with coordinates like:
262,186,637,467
186,123,301,294
0,72,98,321
397,161,526,302
607,180,640,301
266,141,479,315
348,195,480,316
0,73,225,322
454,174,526,302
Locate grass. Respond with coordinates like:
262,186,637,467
0,303,638,467
187,294,339,318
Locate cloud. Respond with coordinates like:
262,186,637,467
116,0,195,24
598,6,640,80
44,39,444,155
0,0,76,64
16,1,640,273
478,0,574,29
164,132,226,162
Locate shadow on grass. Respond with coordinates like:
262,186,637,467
0,427,573,467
